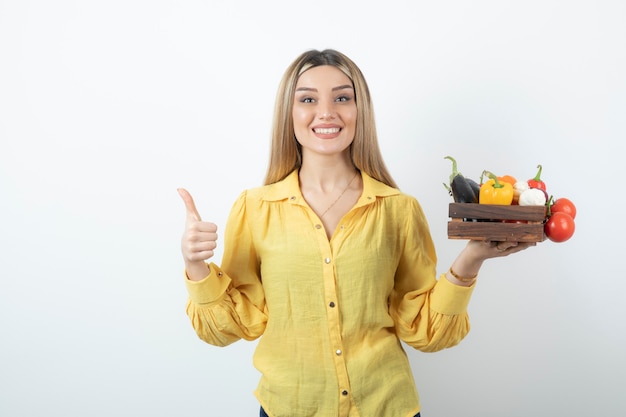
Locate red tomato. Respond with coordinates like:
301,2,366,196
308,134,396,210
544,212,575,242
551,197,577,219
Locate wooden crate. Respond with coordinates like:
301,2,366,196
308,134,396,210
448,203,547,242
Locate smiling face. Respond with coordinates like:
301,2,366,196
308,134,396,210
292,65,357,161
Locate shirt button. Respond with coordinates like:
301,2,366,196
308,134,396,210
341,390,349,396
336,349,342,356
329,301,335,308
324,257,331,264
315,224,322,229
290,196,296,200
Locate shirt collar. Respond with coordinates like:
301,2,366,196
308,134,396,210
261,169,399,207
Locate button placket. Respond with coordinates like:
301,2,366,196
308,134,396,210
315,230,352,416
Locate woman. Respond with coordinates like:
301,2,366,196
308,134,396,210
178,49,533,417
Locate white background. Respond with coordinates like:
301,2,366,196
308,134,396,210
1,1,625,416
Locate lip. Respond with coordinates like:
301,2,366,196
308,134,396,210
312,124,342,138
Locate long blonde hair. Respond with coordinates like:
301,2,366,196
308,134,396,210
263,49,397,188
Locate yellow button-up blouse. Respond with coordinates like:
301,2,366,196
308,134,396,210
185,170,475,417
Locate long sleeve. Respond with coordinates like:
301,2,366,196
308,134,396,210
185,191,267,347
181,171,477,416
389,198,475,352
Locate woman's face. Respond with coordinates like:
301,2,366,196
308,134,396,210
292,65,357,160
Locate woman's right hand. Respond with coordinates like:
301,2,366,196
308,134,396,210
177,188,219,281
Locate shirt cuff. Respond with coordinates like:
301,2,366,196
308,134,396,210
429,273,476,315
184,262,232,305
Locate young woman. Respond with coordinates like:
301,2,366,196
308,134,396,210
178,49,534,417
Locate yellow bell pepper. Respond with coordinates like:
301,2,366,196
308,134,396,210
479,171,514,205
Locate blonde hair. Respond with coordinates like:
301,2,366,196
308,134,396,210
263,49,398,188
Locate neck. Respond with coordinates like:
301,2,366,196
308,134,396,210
299,156,358,192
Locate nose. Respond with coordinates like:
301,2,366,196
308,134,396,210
317,100,336,120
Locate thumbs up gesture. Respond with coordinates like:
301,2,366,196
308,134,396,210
177,188,219,280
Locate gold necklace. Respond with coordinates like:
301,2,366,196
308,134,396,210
319,171,359,218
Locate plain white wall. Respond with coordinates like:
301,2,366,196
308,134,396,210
1,0,624,416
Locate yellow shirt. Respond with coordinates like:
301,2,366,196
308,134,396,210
185,170,475,417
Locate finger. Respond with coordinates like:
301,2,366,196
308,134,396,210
194,223,218,234
188,239,218,253
494,241,536,254
186,250,215,263
182,237,218,263
177,188,202,221
186,229,218,243
495,242,515,252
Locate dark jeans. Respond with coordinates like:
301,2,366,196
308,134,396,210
260,408,420,417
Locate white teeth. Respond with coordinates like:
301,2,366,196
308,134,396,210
314,127,340,134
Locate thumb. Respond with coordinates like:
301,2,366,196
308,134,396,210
177,188,202,221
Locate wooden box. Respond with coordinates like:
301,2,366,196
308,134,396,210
448,203,547,242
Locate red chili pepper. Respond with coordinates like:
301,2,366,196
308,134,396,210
527,164,546,191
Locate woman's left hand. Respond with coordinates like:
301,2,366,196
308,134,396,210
446,240,537,286
469,239,537,260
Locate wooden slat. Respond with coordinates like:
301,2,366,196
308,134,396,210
448,221,546,242
448,203,546,221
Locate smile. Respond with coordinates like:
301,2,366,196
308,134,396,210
313,127,341,134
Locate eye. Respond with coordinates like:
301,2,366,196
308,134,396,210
295,95,316,104
335,95,353,103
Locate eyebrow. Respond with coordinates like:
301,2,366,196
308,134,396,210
295,84,354,92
